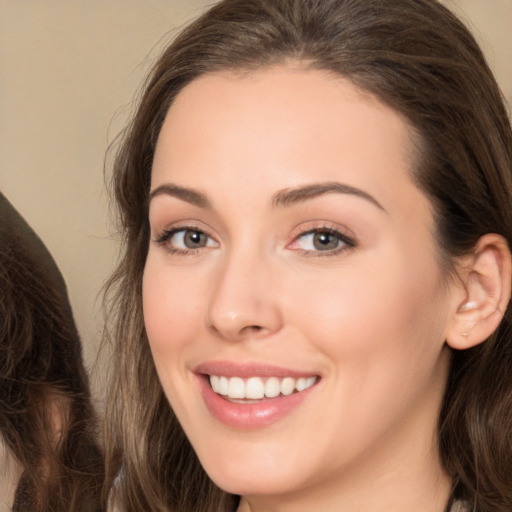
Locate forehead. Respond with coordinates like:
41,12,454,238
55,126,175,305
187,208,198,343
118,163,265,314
152,66,427,221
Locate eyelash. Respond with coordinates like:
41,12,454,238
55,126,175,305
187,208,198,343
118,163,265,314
289,225,356,257
154,224,356,257
154,226,217,255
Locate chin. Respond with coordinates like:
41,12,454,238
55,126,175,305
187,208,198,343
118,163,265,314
198,451,312,497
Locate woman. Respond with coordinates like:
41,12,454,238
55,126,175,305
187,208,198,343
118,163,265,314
0,193,104,511
103,0,512,511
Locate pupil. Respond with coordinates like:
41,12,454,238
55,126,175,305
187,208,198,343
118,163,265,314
185,230,205,247
313,231,338,250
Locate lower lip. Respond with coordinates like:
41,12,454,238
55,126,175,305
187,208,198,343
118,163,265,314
198,376,317,429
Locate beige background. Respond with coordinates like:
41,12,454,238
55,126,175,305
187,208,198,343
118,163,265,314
1,0,511,404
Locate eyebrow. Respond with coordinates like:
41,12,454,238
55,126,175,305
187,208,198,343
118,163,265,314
149,184,211,208
149,181,385,212
272,182,386,211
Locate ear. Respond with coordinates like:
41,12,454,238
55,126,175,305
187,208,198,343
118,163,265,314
446,233,511,350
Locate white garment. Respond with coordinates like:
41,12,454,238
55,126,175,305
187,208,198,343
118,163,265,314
0,439,22,512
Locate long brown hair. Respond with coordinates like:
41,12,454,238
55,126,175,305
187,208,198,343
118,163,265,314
0,193,104,511
103,1,512,510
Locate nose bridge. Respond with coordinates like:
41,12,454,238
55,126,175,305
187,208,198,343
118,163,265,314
206,242,282,341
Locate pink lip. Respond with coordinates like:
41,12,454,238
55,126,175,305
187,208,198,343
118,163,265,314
194,361,319,430
194,361,317,379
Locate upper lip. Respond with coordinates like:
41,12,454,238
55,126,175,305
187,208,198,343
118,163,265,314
194,361,320,379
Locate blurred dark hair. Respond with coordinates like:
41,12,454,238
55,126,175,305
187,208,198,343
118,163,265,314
103,0,512,510
0,193,104,511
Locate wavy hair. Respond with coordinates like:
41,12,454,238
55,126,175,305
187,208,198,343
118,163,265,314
0,193,104,511
103,1,512,510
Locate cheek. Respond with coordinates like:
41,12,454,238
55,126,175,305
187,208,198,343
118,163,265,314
142,260,208,420
285,253,451,449
288,250,449,370
142,260,203,358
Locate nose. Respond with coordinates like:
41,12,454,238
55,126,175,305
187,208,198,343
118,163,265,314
206,249,283,342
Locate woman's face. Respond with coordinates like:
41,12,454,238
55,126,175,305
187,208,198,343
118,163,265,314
144,67,458,506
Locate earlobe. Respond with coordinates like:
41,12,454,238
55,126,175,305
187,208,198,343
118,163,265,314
446,234,511,350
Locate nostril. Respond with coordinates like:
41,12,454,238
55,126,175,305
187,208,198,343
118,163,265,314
208,324,263,339
241,325,263,335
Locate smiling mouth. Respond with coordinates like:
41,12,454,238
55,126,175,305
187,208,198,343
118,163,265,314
208,375,318,401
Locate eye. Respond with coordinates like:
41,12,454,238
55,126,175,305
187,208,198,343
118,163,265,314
291,228,355,254
156,227,218,252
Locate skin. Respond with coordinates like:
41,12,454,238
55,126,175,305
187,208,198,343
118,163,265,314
143,66,463,511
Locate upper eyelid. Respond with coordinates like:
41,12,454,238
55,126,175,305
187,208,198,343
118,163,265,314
294,229,355,245
157,226,217,242
289,221,356,242
298,227,353,241
151,219,216,238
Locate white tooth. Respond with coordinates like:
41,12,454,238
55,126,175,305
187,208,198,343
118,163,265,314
228,377,245,399
265,377,281,398
246,377,265,399
210,375,220,393
281,377,295,396
296,377,307,392
306,376,317,389
218,376,229,395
